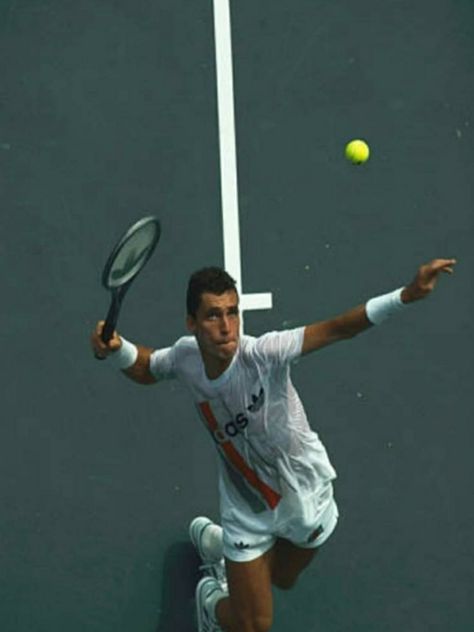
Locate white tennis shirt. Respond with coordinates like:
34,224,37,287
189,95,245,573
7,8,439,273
149,327,337,518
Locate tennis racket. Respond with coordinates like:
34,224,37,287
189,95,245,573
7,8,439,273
95,215,161,360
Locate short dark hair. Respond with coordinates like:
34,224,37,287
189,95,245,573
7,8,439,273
186,267,237,317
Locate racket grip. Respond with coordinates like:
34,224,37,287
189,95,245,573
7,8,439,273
101,291,121,344
96,286,126,360
101,317,117,344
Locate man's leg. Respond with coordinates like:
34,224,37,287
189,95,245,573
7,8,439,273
214,540,317,630
270,537,318,590
215,547,274,632
270,494,338,589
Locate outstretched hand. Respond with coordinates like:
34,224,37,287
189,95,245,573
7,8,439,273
402,258,457,302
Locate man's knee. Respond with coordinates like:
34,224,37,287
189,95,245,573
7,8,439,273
253,614,273,632
271,573,297,591
232,613,273,632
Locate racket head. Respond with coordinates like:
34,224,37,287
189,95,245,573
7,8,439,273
101,216,161,290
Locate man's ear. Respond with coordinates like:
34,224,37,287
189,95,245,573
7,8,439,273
186,315,196,334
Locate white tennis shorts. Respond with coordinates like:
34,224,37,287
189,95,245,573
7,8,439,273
221,484,339,563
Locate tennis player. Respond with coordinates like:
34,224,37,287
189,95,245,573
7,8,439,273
91,257,456,632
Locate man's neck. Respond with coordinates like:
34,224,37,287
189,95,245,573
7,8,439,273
202,352,233,380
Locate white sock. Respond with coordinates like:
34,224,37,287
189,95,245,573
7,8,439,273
201,524,224,560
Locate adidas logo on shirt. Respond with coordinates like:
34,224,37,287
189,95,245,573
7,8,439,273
247,387,265,413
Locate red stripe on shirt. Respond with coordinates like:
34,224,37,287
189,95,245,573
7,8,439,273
198,401,282,510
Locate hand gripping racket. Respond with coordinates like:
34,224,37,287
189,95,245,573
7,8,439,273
95,215,161,360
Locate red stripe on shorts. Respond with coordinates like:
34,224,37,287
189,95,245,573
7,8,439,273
198,401,282,510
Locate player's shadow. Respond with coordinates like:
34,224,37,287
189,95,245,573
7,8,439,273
155,542,201,632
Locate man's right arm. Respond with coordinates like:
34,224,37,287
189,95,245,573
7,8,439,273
91,321,158,385
121,345,157,385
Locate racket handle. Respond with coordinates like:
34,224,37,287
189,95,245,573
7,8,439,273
101,291,122,344
101,316,117,344
95,286,128,361
94,294,121,361
95,323,112,360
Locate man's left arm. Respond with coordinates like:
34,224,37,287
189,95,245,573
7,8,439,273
302,258,457,356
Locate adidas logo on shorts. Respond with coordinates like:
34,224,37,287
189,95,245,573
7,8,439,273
234,541,250,550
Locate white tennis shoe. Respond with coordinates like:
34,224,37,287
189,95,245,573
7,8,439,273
189,516,227,588
195,575,228,632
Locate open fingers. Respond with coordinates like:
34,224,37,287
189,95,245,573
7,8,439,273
438,259,457,274
432,258,457,269
425,258,457,277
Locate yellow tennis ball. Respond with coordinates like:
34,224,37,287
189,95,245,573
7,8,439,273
345,139,370,164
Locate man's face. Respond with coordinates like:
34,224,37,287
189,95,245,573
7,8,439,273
186,289,240,365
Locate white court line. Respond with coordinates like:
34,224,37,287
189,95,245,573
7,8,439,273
212,0,272,333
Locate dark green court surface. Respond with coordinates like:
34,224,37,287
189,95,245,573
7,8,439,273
1,1,473,630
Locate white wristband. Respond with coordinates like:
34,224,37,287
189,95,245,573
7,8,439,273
109,336,138,369
366,287,405,325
